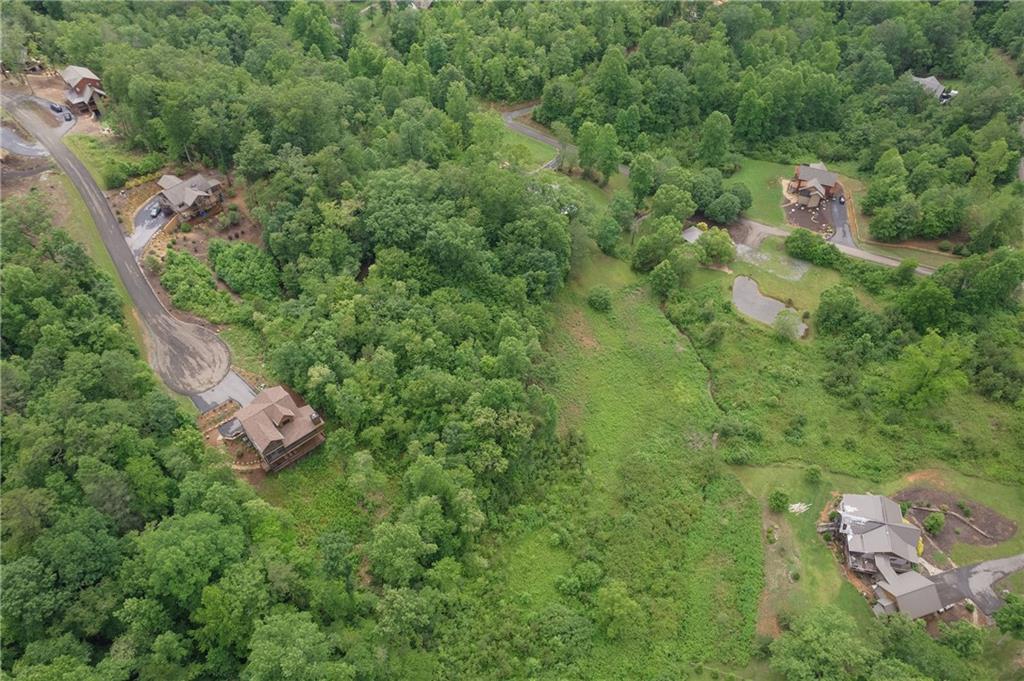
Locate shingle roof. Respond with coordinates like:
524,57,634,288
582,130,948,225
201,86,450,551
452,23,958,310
795,163,838,188
235,386,322,455
61,65,99,88
158,174,182,190
157,173,221,211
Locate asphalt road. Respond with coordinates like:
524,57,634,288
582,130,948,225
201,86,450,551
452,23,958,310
2,93,231,395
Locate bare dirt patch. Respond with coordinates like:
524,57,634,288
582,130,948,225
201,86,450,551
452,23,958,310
1,156,53,187
23,72,106,136
757,514,799,637
893,486,1017,556
110,177,164,235
2,170,72,222
565,308,599,351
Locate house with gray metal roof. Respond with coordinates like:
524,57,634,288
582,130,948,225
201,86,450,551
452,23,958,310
911,75,957,104
837,494,922,575
872,555,942,619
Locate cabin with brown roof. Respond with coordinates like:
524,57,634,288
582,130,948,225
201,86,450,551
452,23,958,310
156,173,224,220
791,163,839,207
61,65,106,113
226,386,325,472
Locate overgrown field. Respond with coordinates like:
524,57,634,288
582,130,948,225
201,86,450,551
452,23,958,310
64,133,164,190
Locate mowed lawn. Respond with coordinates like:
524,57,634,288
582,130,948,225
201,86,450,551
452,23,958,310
730,157,790,227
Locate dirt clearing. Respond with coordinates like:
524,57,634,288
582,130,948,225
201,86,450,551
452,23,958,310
893,486,1017,555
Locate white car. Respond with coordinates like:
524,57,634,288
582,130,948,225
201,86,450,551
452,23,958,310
150,205,161,218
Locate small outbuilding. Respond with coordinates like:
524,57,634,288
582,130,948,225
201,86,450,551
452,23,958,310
911,75,957,104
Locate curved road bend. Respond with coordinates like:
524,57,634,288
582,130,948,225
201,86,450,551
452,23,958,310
3,94,231,395
501,104,631,177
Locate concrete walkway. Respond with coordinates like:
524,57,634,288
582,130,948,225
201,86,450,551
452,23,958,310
192,370,256,412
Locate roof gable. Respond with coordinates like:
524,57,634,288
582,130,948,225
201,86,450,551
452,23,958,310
61,65,99,87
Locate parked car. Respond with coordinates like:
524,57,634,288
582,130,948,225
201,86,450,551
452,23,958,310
839,195,846,204
49,103,63,113
63,112,73,122
150,205,161,219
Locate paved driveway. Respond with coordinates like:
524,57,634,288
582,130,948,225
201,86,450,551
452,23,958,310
129,196,171,256
828,195,856,248
2,92,232,396
932,553,1024,615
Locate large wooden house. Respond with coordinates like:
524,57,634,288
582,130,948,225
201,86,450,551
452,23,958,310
61,65,106,114
156,173,224,220
222,386,325,473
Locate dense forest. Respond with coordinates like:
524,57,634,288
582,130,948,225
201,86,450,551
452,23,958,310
2,2,1024,680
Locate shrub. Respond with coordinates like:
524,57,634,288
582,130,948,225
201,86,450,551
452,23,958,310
143,253,163,275
923,512,945,535
592,214,621,255
207,239,280,298
822,531,832,542
804,465,822,484
938,240,953,252
790,570,800,582
587,286,612,312
701,320,726,348
785,228,842,268
773,309,801,342
179,222,192,233
957,501,971,517
160,249,248,324
768,489,789,513
650,259,678,300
